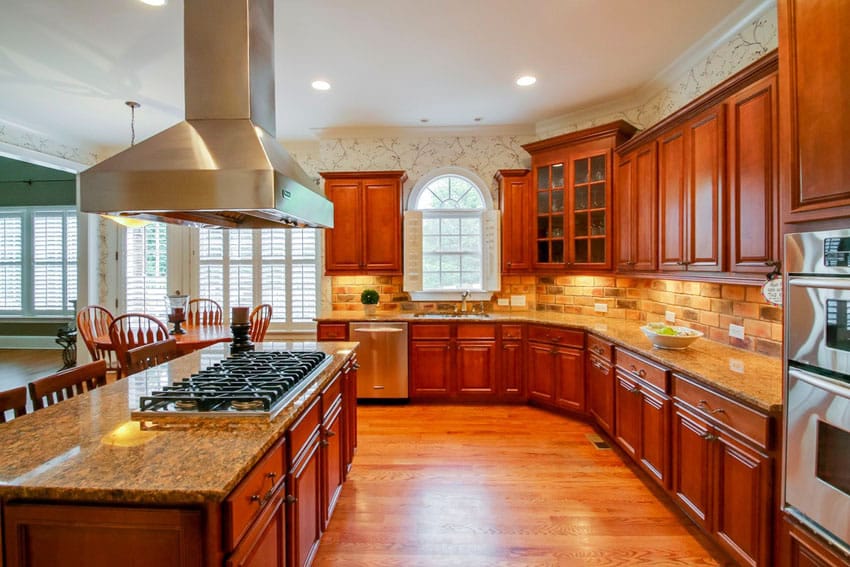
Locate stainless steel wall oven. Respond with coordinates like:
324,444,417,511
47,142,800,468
784,229,850,556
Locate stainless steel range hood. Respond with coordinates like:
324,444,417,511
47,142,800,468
80,0,333,229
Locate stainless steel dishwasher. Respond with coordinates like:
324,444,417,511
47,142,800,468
349,322,408,399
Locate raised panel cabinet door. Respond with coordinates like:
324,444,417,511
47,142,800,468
780,0,850,221
342,361,358,477
658,128,687,271
321,403,345,530
554,346,585,412
227,495,285,567
671,404,713,531
587,355,614,435
409,340,452,398
527,342,556,404
728,74,779,275
499,340,525,398
614,371,641,460
615,152,635,270
686,106,725,272
287,434,322,567
323,180,363,273
633,143,658,271
497,170,532,272
456,340,497,396
361,177,402,272
714,431,773,567
638,386,671,489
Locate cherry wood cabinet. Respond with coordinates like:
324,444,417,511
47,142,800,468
226,493,285,567
779,0,850,224
615,142,658,272
522,121,636,271
526,325,585,412
320,171,407,275
727,74,780,274
586,335,614,435
342,355,358,478
409,325,453,398
496,169,532,273
320,376,344,531
286,398,323,567
783,515,850,567
316,322,348,342
456,340,498,396
672,373,775,567
499,324,525,400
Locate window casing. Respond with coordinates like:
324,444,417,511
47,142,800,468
0,206,76,317
125,222,169,319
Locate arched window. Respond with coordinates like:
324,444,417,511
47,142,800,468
404,168,499,297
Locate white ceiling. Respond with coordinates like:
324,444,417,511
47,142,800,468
0,0,757,156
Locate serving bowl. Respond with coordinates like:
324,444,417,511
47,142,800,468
641,324,703,350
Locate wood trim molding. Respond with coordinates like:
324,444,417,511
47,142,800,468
494,169,530,181
319,170,407,181
617,51,779,156
522,120,638,154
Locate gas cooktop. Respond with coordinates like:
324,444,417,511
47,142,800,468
132,351,331,422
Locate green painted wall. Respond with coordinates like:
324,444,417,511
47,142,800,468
0,322,71,336
0,155,76,206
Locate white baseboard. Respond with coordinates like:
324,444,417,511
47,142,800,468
0,336,63,349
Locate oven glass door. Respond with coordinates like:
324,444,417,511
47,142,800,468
785,366,850,551
787,277,850,376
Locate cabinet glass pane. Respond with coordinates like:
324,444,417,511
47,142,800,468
574,240,588,263
552,241,564,264
551,216,564,237
538,192,549,213
537,217,549,238
590,183,606,208
552,190,564,213
590,210,606,235
574,213,589,237
591,239,605,263
552,164,564,188
591,155,606,181
574,159,589,184
537,166,550,190
575,186,588,211
537,241,549,263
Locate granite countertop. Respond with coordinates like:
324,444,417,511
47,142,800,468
317,311,783,413
0,341,358,505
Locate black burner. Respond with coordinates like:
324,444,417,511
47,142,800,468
138,351,329,414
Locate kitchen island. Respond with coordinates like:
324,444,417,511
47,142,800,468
0,340,358,567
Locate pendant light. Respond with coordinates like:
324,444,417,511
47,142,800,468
103,101,152,229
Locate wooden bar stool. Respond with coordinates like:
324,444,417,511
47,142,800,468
28,360,107,411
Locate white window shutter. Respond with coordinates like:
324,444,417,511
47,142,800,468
482,209,500,292
403,210,423,292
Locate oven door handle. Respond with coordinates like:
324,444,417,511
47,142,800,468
788,276,850,291
788,365,850,398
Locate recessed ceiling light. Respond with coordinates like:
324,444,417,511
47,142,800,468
474,117,483,122
420,118,430,124
516,75,537,87
311,80,331,91
139,0,167,6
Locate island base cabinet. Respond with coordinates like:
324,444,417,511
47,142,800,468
226,492,285,567
3,504,204,567
287,432,322,567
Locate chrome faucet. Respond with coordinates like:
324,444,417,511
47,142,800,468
460,290,470,312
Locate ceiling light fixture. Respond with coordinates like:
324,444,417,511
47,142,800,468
420,118,430,124
104,101,151,229
311,80,331,91
474,117,483,122
516,75,537,87
139,0,167,6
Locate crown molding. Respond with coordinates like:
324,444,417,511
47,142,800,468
0,118,98,172
310,123,536,141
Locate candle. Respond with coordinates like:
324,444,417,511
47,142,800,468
232,306,249,324
173,307,184,320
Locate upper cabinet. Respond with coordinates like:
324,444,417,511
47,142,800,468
616,142,658,272
522,121,637,272
320,171,407,275
496,169,532,273
779,0,850,224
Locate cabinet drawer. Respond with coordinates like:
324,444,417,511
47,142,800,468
586,334,614,362
528,325,584,348
322,372,342,417
317,323,348,341
501,324,524,340
615,349,669,392
673,374,771,450
288,397,322,465
411,324,452,340
457,323,496,340
223,439,286,552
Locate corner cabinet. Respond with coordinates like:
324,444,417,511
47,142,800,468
496,169,532,273
320,171,407,275
522,121,637,271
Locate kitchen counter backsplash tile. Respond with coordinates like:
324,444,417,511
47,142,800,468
317,310,782,413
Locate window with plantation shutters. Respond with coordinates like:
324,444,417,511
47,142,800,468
0,207,76,316
125,223,168,319
198,228,319,329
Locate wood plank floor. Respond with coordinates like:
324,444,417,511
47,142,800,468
314,404,733,567
0,349,63,391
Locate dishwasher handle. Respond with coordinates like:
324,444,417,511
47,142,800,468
352,328,405,334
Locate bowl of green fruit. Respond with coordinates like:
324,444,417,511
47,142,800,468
641,323,703,350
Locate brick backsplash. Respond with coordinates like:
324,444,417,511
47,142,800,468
327,274,782,358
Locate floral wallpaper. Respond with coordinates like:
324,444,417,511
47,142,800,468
0,118,99,167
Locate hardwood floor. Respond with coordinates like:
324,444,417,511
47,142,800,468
0,349,63,391
314,404,732,567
